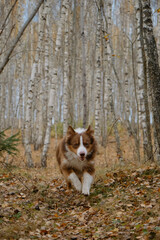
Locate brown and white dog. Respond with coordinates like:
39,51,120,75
56,125,97,195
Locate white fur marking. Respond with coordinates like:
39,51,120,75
90,161,95,165
75,128,86,134
77,136,87,157
64,146,84,171
82,172,93,195
68,172,82,191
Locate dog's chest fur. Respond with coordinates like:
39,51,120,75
63,146,86,171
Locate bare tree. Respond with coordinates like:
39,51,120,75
80,0,87,128
142,0,160,164
63,3,70,136
0,0,44,74
135,0,154,162
41,0,70,167
94,4,101,142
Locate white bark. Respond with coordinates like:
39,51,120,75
135,0,153,162
0,0,45,74
142,0,160,164
63,7,69,136
94,8,101,142
24,59,37,167
41,0,70,166
105,0,123,162
34,3,48,150
81,0,87,128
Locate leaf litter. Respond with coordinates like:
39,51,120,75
0,165,160,239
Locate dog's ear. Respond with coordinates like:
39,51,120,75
86,125,94,135
67,126,75,136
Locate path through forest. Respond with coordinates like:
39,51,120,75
0,161,160,239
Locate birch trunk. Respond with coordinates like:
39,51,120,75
81,0,87,128
34,3,48,150
25,2,48,167
43,8,50,133
70,0,77,127
106,0,123,163
142,0,160,164
24,59,38,167
17,1,23,129
135,0,154,162
0,0,44,74
131,40,141,161
94,7,101,142
41,0,70,167
63,6,69,136
7,63,13,128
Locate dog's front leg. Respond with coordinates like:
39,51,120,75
61,164,82,192
82,172,93,195
68,172,82,192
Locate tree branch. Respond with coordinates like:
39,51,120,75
0,0,44,74
0,0,18,37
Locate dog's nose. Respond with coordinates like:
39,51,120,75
80,152,85,157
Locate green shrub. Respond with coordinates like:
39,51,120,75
0,129,20,157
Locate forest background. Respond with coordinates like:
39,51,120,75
1,0,160,169
0,0,160,239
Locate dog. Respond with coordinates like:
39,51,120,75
56,125,97,195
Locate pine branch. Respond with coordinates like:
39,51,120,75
0,129,20,156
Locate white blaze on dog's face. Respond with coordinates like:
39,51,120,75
77,135,87,160
66,126,94,161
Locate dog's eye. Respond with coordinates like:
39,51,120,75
84,143,89,148
73,143,79,148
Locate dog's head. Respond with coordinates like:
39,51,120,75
65,125,97,161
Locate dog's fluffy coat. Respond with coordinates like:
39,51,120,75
56,125,97,195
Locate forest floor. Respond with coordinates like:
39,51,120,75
0,133,160,240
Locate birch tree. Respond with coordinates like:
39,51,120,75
41,0,70,167
135,0,154,162
34,3,48,150
1,0,159,168
142,0,160,164
0,0,44,74
94,4,101,142
80,0,87,128
105,0,123,162
63,4,70,136
25,1,48,167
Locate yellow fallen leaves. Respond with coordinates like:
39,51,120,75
104,34,110,41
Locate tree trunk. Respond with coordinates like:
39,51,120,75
136,0,154,162
106,0,123,163
0,0,44,74
142,0,160,164
41,0,70,167
63,5,69,136
34,3,48,150
94,6,101,142
81,0,87,128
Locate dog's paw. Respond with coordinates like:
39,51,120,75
75,181,82,192
82,187,90,195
